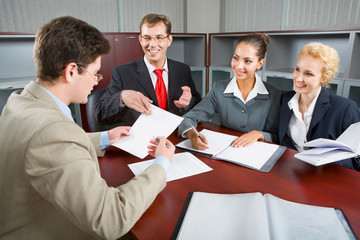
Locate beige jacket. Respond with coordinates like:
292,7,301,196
0,81,166,240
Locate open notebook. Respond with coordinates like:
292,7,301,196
295,122,360,166
171,192,358,240
176,129,286,172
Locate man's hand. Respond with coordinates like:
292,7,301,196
121,90,153,114
174,86,192,108
108,126,131,144
147,136,175,161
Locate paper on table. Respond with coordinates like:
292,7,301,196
128,152,213,182
176,129,280,170
176,129,237,157
112,104,183,159
216,141,280,170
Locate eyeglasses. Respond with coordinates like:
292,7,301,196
77,64,103,82
141,34,169,43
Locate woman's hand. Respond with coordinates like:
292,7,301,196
231,130,264,147
185,129,208,150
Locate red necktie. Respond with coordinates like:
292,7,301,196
154,69,167,110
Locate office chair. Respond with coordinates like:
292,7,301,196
0,88,22,115
86,88,119,132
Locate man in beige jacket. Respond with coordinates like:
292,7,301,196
0,16,175,240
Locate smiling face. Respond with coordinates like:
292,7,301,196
293,54,324,97
139,22,172,69
231,42,264,83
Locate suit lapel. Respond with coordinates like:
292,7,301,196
307,88,330,140
167,59,177,103
279,92,295,141
135,58,158,105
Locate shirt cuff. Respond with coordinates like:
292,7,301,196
181,127,192,138
100,131,111,150
153,156,171,173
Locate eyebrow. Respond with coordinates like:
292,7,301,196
233,53,254,59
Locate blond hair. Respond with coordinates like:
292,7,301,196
299,42,339,86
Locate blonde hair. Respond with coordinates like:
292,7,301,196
299,42,339,86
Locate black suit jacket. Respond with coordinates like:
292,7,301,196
95,58,201,126
279,88,360,169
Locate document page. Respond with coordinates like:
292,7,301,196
302,138,353,152
336,122,360,154
128,152,213,182
215,141,280,170
176,192,269,240
112,104,183,159
265,194,354,240
175,129,237,157
295,149,356,166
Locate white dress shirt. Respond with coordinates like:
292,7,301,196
144,56,169,91
223,73,269,103
287,89,321,152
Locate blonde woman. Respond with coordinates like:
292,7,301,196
279,42,360,170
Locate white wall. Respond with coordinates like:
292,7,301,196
186,0,220,33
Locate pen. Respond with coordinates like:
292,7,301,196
191,125,206,144
152,136,171,149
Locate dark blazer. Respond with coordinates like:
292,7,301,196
95,58,201,126
279,88,360,169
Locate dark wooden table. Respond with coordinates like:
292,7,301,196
99,122,360,239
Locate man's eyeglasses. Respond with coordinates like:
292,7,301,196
141,34,169,43
77,64,103,82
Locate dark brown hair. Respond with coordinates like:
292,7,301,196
235,33,269,60
139,14,172,35
33,16,110,82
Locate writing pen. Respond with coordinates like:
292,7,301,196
152,136,171,149
191,125,206,144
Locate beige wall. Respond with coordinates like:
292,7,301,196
186,0,220,33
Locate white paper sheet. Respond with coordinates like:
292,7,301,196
176,129,237,157
128,152,213,182
216,141,280,170
112,104,183,159
176,192,269,240
295,123,360,166
265,194,351,240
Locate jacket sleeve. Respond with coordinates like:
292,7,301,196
262,86,282,143
87,132,105,157
25,121,166,239
178,83,217,136
95,67,128,124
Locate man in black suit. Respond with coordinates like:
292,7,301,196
95,14,201,126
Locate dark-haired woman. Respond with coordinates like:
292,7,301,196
178,33,282,149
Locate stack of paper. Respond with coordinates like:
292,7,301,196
295,122,360,166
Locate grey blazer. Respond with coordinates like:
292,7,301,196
0,81,166,240
178,79,282,143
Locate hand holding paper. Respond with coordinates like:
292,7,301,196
112,104,183,158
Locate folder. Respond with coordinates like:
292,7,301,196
175,129,286,172
295,122,360,166
171,192,358,240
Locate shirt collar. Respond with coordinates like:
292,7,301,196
143,56,168,72
288,88,322,117
38,84,74,122
223,73,268,102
